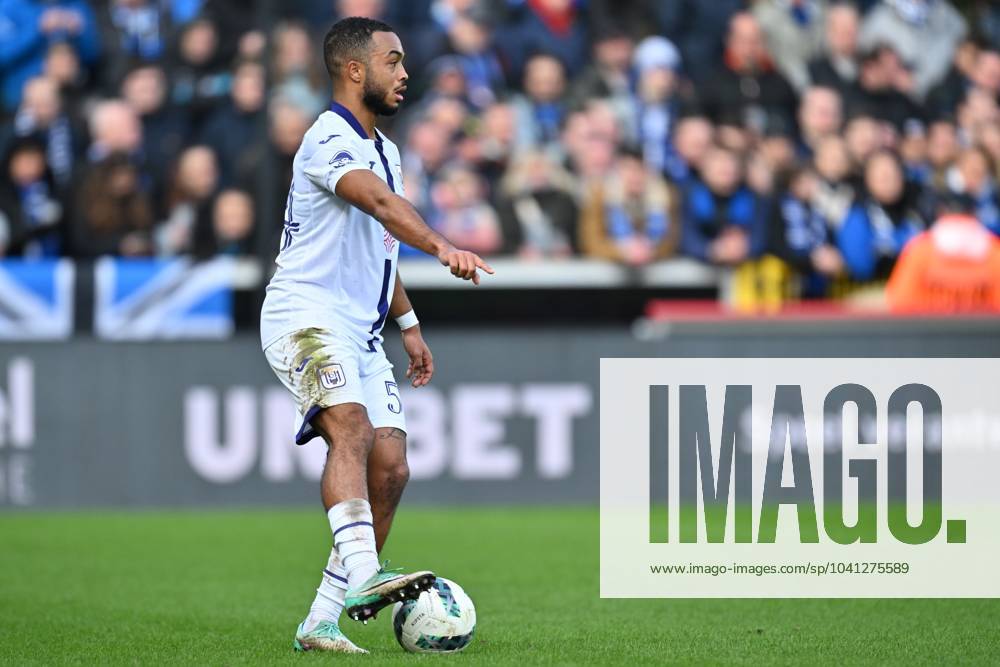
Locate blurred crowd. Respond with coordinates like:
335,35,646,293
3,0,1000,307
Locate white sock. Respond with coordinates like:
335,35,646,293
328,498,380,591
302,548,348,631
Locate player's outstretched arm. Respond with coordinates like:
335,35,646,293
336,170,495,284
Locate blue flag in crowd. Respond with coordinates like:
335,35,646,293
94,257,235,340
0,260,74,340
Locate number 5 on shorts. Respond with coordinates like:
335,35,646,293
385,381,402,414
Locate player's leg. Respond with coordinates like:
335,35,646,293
312,402,375,510
368,427,410,552
336,356,432,622
265,330,370,652
311,402,432,623
304,422,411,635
360,362,410,552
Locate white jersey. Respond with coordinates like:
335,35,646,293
260,103,404,352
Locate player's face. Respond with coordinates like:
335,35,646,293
363,31,408,117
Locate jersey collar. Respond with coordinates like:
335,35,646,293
329,101,370,140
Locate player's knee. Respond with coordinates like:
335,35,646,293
316,405,375,455
385,460,410,490
340,418,375,455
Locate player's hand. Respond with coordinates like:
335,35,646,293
437,246,495,285
401,326,434,387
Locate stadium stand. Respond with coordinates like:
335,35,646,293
2,0,1000,332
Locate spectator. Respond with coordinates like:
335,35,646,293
568,28,634,115
87,99,143,163
859,0,967,100
417,8,505,110
199,60,266,187
696,12,798,134
511,54,568,151
402,120,452,220
421,95,468,138
202,0,261,62
43,42,89,119
336,0,387,21
838,149,927,280
9,76,85,189
0,137,65,258
926,119,960,189
193,187,255,257
753,0,827,93
458,101,515,195
121,64,188,211
270,22,325,118
808,2,861,96
96,0,172,91
798,86,844,155
755,120,798,193
975,121,1000,181
657,0,743,83
843,113,883,166
975,0,1000,50
812,134,855,231
926,38,981,120
579,149,680,265
886,194,1000,312
502,0,589,80
560,106,617,188
255,98,310,225
845,45,924,131
0,0,99,111
769,166,845,295
899,118,930,183
680,145,767,265
971,45,1000,102
951,146,1000,235
631,37,684,178
428,165,502,256
419,56,470,107
957,88,1000,141
73,152,153,257
157,145,218,255
667,115,714,186
587,0,658,41
169,17,230,131
496,151,578,258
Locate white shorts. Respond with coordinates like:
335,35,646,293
264,327,406,445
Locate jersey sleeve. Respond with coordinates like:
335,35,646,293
302,133,369,194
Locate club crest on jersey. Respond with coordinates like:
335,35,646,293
329,150,355,168
317,363,346,390
384,229,397,253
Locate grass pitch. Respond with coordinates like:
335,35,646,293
0,507,996,665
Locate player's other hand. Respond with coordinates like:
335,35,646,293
402,326,434,387
437,246,495,285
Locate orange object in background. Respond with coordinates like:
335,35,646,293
887,214,1000,313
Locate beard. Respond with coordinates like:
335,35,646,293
362,78,399,117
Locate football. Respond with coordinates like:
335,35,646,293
391,577,476,653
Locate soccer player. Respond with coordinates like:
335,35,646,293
260,17,494,653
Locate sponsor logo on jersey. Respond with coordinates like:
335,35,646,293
329,150,355,168
384,230,397,254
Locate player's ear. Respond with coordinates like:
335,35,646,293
348,59,364,84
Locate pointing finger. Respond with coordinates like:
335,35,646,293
474,255,495,275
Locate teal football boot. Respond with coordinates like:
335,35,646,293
292,620,367,653
345,562,435,622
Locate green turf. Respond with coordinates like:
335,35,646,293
0,507,996,665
